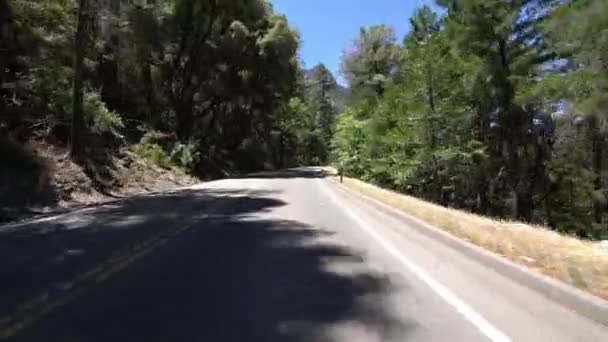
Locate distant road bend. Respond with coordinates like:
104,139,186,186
1,167,607,341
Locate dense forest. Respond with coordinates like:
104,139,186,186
1,0,607,238
0,0,339,179
334,0,608,239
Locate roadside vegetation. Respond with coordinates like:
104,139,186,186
1,0,341,220
2,0,608,294
333,0,608,240
337,175,608,300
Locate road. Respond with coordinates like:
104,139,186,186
1,168,607,341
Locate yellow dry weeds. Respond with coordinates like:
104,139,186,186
339,176,608,300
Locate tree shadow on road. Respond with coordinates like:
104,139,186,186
1,187,408,341
0,137,59,223
229,168,333,180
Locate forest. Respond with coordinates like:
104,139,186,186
334,0,608,239
1,0,607,238
1,0,339,178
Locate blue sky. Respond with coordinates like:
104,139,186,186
270,0,436,78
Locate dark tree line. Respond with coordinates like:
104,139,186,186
1,0,322,176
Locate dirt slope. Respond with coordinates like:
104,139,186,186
0,138,198,223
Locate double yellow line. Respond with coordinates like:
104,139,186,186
0,187,256,339
0,217,204,339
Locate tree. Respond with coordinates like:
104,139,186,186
438,0,559,220
330,2,608,237
540,0,608,234
396,5,476,204
305,63,339,159
340,25,403,98
333,106,369,177
0,0,13,100
547,114,596,235
70,0,89,157
3,0,303,175
0,0,16,125
1,1,74,136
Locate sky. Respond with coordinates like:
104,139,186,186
270,0,437,79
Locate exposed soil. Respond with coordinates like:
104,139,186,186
0,137,198,224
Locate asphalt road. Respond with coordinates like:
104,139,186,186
1,168,607,341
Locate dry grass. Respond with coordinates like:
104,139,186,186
336,175,608,300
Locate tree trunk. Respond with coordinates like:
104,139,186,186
514,144,535,222
0,0,11,87
71,0,88,158
142,55,156,126
592,129,604,224
478,186,488,215
426,61,436,113
0,0,19,119
278,132,285,168
175,95,194,141
537,142,554,227
543,178,553,228
516,187,534,222
570,181,575,217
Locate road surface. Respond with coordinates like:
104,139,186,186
1,168,607,341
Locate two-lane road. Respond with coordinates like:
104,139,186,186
1,168,607,341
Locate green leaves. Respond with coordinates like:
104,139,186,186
340,25,404,98
4,0,304,173
84,90,124,138
333,0,608,236
6,0,608,236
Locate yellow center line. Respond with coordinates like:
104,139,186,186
0,216,205,339
0,187,256,339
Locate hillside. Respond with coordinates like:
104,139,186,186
0,136,197,223
1,0,306,222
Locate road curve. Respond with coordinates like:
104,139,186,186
1,168,607,341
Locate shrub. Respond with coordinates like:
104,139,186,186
171,142,198,168
84,91,124,139
140,130,175,146
133,143,171,169
29,65,73,133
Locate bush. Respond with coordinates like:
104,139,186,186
171,142,198,168
140,130,175,146
133,143,172,169
29,65,73,132
84,90,124,138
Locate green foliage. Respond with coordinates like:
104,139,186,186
139,130,174,146
340,25,404,98
333,106,370,177
133,143,171,169
2,0,304,174
302,63,340,162
6,0,608,239
170,142,198,168
333,2,608,238
29,65,73,130
84,90,124,138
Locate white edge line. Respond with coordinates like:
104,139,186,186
317,179,512,342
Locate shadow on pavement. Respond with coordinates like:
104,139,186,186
230,168,333,180
1,186,406,341
0,137,59,223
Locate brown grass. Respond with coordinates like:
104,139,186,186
334,174,608,300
